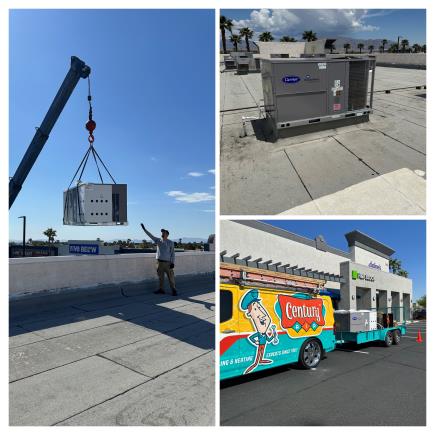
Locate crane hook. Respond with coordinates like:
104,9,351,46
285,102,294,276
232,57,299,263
86,119,96,143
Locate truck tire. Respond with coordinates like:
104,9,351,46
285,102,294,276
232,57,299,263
393,329,401,345
384,331,393,347
299,339,322,369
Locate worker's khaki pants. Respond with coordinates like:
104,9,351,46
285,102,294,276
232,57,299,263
156,261,176,290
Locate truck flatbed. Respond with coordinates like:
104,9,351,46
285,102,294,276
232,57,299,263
335,325,406,345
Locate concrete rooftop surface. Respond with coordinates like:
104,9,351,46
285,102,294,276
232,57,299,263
9,274,215,426
220,66,426,215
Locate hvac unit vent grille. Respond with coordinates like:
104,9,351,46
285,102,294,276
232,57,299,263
348,61,369,110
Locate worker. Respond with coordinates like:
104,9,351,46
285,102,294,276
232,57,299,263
140,223,177,296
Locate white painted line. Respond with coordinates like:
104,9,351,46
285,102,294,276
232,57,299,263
336,349,370,354
403,335,419,338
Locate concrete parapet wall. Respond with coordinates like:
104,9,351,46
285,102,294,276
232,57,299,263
9,252,214,297
327,53,426,66
375,53,425,65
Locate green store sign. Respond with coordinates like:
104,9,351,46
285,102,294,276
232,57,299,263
352,270,375,282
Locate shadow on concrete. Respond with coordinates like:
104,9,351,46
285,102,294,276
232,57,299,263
9,273,215,351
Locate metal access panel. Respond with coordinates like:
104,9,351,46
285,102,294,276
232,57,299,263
261,57,375,134
334,310,370,333
63,183,128,226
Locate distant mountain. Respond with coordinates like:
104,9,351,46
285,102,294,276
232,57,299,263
325,36,396,52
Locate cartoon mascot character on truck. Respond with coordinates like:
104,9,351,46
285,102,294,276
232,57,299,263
241,289,279,374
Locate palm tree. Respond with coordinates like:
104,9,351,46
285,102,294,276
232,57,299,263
388,43,399,53
397,269,409,278
240,27,254,52
220,15,233,54
280,36,296,42
43,228,57,244
357,43,364,53
259,31,274,42
230,34,242,52
344,43,351,54
43,227,57,256
302,30,317,42
368,45,374,54
422,44,426,53
381,39,388,53
389,258,402,274
412,43,421,53
401,39,409,53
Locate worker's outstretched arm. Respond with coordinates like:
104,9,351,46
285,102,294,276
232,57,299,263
140,223,159,243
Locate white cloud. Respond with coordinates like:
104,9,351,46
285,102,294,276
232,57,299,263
187,172,204,177
166,191,215,203
231,9,379,38
208,169,216,174
202,209,215,213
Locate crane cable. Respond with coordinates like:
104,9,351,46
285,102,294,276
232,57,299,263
67,75,116,189
63,76,117,224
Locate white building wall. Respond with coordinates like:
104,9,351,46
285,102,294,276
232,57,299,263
9,252,214,297
256,41,306,58
340,261,413,322
350,246,389,272
221,221,348,290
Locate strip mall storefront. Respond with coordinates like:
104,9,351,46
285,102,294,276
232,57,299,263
221,220,413,322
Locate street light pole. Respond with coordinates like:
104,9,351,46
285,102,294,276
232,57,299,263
18,216,26,258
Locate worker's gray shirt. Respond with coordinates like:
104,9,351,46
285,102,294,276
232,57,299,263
143,229,175,263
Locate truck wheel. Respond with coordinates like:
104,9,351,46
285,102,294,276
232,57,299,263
384,331,393,347
299,339,322,369
393,330,401,345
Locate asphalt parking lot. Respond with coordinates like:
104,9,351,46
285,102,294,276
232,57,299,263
9,274,215,426
221,321,426,426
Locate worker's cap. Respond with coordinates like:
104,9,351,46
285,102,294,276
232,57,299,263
240,289,261,310
160,229,169,236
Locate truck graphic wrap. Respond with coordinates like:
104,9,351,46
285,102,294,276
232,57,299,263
275,293,326,338
220,284,336,380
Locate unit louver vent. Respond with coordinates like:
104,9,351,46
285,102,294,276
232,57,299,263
348,61,369,110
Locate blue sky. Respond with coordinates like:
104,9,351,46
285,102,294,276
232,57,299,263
9,9,215,242
221,9,426,44
262,220,426,300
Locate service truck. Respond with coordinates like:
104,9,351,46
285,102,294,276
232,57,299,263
220,260,406,380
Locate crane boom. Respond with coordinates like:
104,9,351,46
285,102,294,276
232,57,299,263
9,56,91,209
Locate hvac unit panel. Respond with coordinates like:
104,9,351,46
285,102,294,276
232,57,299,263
276,92,327,123
271,62,328,96
261,57,374,134
325,61,349,114
369,311,378,330
334,310,371,333
64,183,128,226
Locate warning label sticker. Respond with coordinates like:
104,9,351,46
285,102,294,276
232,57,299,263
333,103,342,111
318,63,327,70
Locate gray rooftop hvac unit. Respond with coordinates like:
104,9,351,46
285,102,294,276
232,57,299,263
64,183,128,226
261,56,375,138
